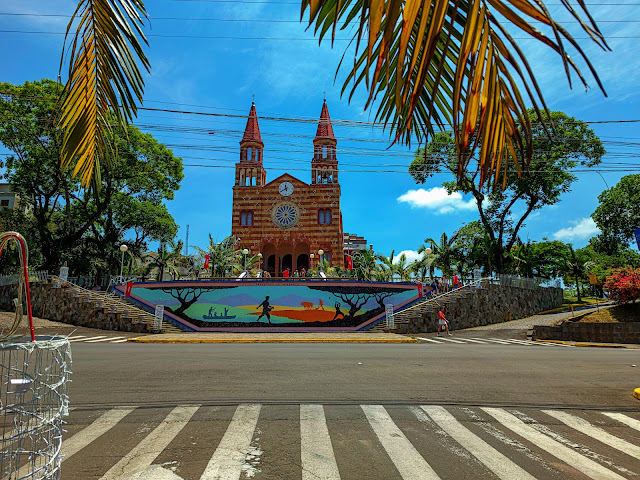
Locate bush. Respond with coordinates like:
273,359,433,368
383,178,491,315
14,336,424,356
604,268,640,303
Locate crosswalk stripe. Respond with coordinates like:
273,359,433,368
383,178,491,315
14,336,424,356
62,407,136,460
200,404,261,480
361,405,440,480
481,408,626,480
70,335,106,342
507,340,543,346
472,338,512,344
85,336,127,343
416,337,443,343
486,338,524,345
300,405,340,480
111,338,130,343
543,410,640,459
498,339,534,345
67,335,87,340
434,337,466,344
455,338,488,344
100,405,199,480
601,412,640,432
421,406,535,480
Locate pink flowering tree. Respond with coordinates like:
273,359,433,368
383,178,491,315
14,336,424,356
604,268,640,304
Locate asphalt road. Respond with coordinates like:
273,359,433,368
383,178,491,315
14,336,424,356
50,342,640,479
69,342,639,409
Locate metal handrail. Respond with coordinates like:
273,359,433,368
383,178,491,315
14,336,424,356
395,278,493,315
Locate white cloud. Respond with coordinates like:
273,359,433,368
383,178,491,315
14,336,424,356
394,250,421,264
397,187,476,214
553,217,600,241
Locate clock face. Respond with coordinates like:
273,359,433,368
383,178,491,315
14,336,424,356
271,202,300,229
278,181,294,196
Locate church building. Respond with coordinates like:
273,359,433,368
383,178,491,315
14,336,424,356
231,101,344,276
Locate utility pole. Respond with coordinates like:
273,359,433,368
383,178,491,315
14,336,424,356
185,224,189,255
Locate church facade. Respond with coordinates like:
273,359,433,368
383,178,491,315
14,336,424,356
231,101,344,276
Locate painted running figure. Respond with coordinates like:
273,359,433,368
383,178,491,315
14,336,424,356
332,302,345,320
256,296,273,324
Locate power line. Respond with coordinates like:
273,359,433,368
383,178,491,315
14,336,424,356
2,29,640,41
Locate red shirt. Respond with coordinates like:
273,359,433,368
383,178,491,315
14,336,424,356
438,311,446,321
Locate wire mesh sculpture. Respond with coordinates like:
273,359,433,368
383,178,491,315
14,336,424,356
0,232,71,479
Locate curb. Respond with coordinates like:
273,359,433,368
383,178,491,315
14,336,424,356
127,337,418,344
534,339,639,349
635,388,640,401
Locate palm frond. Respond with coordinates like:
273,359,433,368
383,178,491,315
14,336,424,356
59,0,150,188
301,0,608,190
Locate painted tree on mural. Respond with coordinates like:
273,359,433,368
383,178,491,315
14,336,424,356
161,287,206,317
310,286,407,322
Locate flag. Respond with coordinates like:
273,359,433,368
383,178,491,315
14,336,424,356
125,282,133,297
204,254,210,269
418,283,423,297
346,256,353,270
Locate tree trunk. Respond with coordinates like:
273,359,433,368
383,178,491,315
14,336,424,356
576,276,582,302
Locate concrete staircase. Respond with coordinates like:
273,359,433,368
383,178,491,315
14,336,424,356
66,284,185,333
367,280,489,333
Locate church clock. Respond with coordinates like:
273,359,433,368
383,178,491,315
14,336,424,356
278,181,294,196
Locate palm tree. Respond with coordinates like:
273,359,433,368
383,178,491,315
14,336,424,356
63,1,606,191
394,254,412,282
375,250,396,281
423,233,459,278
147,239,182,281
301,1,608,190
194,235,239,278
352,248,378,281
562,245,590,302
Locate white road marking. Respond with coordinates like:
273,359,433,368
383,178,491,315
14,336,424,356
101,405,199,480
421,406,535,480
85,336,127,343
434,337,466,344
62,407,136,460
487,338,523,345
543,410,640,459
471,338,512,345
416,337,443,343
455,338,488,344
110,338,130,343
361,405,440,480
70,335,106,342
66,335,87,340
200,404,261,480
601,412,640,432
482,408,626,480
300,404,340,480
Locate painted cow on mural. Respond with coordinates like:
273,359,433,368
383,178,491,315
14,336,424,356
301,301,314,309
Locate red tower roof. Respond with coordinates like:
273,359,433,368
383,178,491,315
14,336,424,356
314,100,335,141
241,102,263,144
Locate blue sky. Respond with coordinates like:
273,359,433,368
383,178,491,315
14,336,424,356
1,1,639,263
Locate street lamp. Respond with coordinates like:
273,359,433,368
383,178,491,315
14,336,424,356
119,244,128,280
310,253,315,272
242,248,249,271
425,247,433,283
257,252,263,272
318,249,324,273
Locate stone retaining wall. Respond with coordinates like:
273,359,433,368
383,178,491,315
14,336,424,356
394,284,563,334
533,321,640,344
0,283,151,332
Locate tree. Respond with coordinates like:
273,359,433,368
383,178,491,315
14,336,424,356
352,248,378,281
194,235,239,278
561,245,591,302
604,268,640,304
0,79,183,274
592,174,640,247
302,1,608,190
422,232,459,278
375,250,396,281
409,111,604,273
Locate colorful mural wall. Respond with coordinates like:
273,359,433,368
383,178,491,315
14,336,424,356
115,281,424,332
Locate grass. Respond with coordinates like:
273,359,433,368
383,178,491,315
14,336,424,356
562,296,603,306
577,302,640,323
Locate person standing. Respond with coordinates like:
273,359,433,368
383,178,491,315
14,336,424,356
256,296,273,324
437,306,452,337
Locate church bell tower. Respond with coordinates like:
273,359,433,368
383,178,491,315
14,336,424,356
235,102,266,187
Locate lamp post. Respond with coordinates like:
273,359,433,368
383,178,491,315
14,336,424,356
318,249,324,273
310,253,315,272
425,247,432,281
119,244,128,281
242,248,249,272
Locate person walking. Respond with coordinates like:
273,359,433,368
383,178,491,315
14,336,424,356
437,306,452,337
256,296,273,324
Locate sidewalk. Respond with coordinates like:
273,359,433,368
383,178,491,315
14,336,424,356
128,332,418,344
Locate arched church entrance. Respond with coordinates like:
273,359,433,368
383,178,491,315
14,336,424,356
278,242,293,276
294,242,310,271
262,243,276,276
